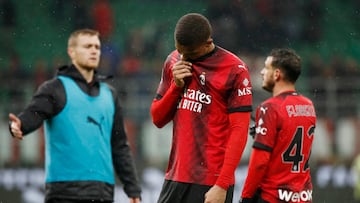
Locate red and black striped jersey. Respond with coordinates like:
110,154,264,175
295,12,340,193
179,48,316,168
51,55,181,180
253,91,316,202
156,46,252,186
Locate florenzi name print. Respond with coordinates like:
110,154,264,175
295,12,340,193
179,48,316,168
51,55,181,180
286,105,316,117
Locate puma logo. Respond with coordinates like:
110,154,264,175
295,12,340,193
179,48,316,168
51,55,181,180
87,116,104,135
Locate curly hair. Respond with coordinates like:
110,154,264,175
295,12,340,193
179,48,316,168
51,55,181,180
269,48,302,83
174,13,212,47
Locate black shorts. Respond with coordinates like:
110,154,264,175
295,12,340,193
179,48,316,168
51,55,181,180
46,199,113,203
157,180,234,203
241,189,269,203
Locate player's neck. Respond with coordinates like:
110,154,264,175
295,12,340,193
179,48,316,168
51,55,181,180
202,43,215,56
78,67,94,83
272,83,295,97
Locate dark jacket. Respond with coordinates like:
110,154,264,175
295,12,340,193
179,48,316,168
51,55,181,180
10,65,141,201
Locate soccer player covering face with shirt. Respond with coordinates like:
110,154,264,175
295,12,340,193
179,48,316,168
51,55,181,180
150,13,253,203
240,48,316,203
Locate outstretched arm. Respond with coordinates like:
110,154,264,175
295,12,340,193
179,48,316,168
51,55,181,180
8,78,64,138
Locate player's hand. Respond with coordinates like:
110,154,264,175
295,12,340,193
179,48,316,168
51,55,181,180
9,113,23,140
129,197,140,203
204,185,226,203
172,60,192,88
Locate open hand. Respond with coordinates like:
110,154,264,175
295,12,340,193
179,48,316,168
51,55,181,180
9,113,23,140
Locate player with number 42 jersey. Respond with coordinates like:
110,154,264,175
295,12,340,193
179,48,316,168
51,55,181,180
251,92,315,202
240,48,316,203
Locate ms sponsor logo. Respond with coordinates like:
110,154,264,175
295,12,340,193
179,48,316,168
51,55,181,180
238,78,252,96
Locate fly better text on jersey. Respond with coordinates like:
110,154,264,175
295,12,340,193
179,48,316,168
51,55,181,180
177,88,212,113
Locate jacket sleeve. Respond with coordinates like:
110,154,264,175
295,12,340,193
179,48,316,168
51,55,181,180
16,78,65,135
111,93,141,198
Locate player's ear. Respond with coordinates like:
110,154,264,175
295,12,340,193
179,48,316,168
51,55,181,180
274,68,281,81
67,48,75,58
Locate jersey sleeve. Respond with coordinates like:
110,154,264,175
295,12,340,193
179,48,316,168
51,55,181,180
151,51,183,128
156,51,180,97
227,64,252,113
215,112,250,189
253,102,279,151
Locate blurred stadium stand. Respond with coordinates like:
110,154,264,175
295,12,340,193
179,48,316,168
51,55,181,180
1,0,360,202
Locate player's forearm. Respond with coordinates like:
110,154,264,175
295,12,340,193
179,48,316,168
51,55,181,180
112,141,141,197
18,79,64,135
150,83,183,128
17,111,44,135
241,148,270,198
216,112,250,189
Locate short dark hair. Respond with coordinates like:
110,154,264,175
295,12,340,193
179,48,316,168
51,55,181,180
174,13,212,47
269,48,301,83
